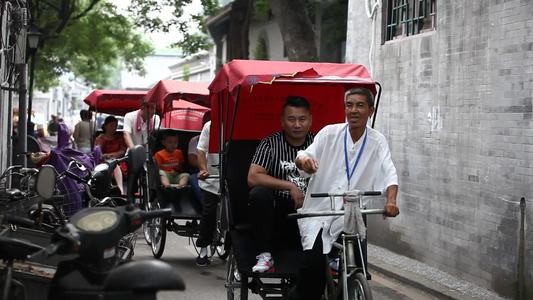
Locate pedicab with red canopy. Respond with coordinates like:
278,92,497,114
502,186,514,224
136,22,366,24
208,59,381,299
142,80,212,258
83,88,149,197
83,89,147,116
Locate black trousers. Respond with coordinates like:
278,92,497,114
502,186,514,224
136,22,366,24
196,190,219,248
248,186,299,253
288,231,327,300
288,232,369,300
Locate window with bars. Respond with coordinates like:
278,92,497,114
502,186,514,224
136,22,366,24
384,0,436,41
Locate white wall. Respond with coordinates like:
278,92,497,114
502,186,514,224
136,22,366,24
169,50,215,83
121,50,181,89
249,19,287,61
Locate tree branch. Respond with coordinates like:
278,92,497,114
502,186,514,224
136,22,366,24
41,0,60,12
72,0,101,20
53,0,73,34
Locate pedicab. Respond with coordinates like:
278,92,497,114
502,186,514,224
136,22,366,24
142,79,213,258
208,59,381,299
84,89,147,115
83,89,150,203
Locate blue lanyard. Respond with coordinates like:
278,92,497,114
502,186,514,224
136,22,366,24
344,125,368,187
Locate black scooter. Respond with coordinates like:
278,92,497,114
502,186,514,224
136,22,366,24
32,164,185,300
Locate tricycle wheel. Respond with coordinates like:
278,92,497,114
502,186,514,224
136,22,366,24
142,199,153,245
346,272,372,300
226,250,246,300
150,201,167,258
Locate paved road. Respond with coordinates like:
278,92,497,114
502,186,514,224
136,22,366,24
133,231,442,300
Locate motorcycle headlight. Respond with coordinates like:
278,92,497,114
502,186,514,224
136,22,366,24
75,210,118,232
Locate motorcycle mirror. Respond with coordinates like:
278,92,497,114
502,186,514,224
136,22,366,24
35,165,56,200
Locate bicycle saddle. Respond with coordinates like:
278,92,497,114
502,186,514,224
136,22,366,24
0,236,43,260
104,259,185,291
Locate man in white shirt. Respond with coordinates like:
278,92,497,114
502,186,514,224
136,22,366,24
194,120,220,266
123,100,160,148
291,87,399,299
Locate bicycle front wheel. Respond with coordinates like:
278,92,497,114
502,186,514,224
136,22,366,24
142,199,153,245
347,272,372,300
150,201,167,258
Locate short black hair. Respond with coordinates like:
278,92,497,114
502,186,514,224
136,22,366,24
102,115,117,132
162,131,179,141
345,88,374,107
140,97,153,108
283,96,311,112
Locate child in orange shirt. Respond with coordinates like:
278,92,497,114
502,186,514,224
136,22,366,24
154,133,189,188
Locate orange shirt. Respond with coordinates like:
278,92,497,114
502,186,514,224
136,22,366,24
154,149,184,172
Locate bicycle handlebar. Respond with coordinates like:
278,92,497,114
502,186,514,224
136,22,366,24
310,191,382,198
288,208,386,220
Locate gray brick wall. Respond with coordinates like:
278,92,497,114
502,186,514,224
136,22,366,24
346,0,533,298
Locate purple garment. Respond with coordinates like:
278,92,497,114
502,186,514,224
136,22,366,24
45,123,100,215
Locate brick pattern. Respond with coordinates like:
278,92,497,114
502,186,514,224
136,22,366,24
347,0,533,297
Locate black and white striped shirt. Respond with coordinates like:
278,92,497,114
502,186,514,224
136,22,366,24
251,132,314,201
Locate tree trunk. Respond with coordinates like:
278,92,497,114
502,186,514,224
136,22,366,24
270,0,318,61
228,0,253,60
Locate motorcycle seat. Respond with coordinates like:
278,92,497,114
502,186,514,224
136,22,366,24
0,236,43,261
104,259,185,292
5,188,23,199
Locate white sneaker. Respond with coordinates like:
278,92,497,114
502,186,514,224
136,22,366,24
329,257,339,272
234,269,241,282
252,252,274,273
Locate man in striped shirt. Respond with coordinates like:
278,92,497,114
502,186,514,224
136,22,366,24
248,96,314,273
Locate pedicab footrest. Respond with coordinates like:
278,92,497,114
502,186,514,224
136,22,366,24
230,230,301,278
161,187,202,219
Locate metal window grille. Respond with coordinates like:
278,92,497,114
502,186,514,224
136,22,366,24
385,0,436,41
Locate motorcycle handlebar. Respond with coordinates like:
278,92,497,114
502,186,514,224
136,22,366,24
64,170,87,184
141,208,172,221
2,215,36,227
1,215,56,232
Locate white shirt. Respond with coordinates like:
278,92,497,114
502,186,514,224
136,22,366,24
123,109,160,146
188,135,200,155
197,121,220,194
295,124,398,253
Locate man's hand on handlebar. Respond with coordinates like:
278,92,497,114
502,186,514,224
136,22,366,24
383,202,399,218
297,156,318,174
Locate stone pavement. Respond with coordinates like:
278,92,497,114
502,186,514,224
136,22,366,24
368,244,508,300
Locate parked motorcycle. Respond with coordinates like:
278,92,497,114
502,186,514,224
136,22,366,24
31,165,185,300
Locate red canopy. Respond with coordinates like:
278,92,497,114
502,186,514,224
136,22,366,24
83,90,147,116
208,59,378,151
161,100,210,132
145,80,210,114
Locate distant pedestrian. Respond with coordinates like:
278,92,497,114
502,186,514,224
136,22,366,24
47,114,60,136
73,110,94,154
